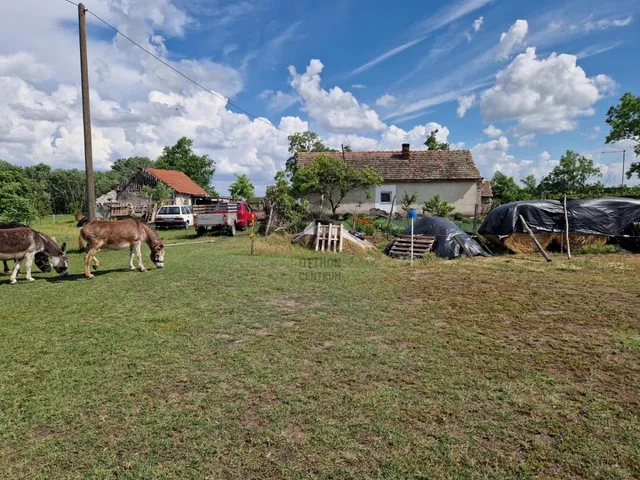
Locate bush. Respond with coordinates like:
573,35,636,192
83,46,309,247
0,195,38,224
453,212,465,221
576,244,618,255
422,195,455,217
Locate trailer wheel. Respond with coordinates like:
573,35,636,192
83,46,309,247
229,224,236,237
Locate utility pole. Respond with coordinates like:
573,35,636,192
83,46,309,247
78,3,96,221
602,150,626,187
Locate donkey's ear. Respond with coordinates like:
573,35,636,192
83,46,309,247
61,242,67,253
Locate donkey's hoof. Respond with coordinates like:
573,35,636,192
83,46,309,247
86,274,95,280
92,265,98,271
130,266,136,271
10,279,17,284
26,277,34,282
140,268,147,272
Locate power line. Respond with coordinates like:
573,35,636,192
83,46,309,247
62,1,290,135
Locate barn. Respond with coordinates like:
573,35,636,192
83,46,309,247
117,168,209,206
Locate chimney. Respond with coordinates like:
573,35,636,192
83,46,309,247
401,143,410,156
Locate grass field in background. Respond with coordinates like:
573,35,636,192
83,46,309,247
1,216,639,479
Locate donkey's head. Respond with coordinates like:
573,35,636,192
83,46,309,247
50,242,69,275
150,240,165,268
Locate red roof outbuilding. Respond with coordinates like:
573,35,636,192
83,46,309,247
144,168,208,197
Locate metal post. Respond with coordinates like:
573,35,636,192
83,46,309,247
622,150,626,186
78,3,96,221
410,217,414,266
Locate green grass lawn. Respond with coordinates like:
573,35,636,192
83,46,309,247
1,217,639,479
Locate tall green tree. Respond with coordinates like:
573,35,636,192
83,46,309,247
520,174,539,199
292,154,383,215
228,174,255,199
539,150,602,194
491,171,522,205
285,131,338,177
156,137,215,190
424,129,450,150
111,156,155,183
605,92,640,178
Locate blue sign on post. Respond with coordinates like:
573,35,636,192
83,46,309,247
408,208,417,220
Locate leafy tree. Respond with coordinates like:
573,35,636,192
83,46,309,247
111,156,155,183
424,129,450,150
140,183,172,204
156,137,215,190
490,171,522,205
400,191,419,214
46,169,86,214
205,185,220,198
539,150,602,194
285,131,338,177
0,195,38,224
605,92,640,178
94,170,121,198
422,194,455,217
265,171,307,229
292,154,383,215
520,174,539,199
228,174,255,199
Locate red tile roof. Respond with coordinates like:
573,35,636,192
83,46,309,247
144,168,208,197
297,149,481,181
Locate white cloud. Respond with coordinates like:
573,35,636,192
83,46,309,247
464,31,473,42
258,89,299,113
456,94,476,117
351,84,367,89
471,136,513,167
0,52,51,82
379,122,450,150
497,19,528,59
346,0,491,76
585,16,633,31
473,16,484,32
289,59,386,134
483,125,503,138
539,151,551,162
481,47,616,134
517,133,536,147
375,94,397,107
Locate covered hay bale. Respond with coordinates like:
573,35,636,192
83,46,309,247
503,233,555,254
568,233,607,250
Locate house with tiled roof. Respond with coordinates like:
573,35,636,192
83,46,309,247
297,143,485,216
117,167,209,206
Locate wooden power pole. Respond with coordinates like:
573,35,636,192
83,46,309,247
78,3,96,221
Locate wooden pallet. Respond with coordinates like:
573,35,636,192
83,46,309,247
388,234,435,259
314,223,344,252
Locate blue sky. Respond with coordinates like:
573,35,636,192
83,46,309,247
0,0,638,193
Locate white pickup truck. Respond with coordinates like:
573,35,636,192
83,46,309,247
193,203,239,236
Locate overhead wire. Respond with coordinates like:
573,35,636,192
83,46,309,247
62,0,290,135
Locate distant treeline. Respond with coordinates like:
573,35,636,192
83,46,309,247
0,137,216,223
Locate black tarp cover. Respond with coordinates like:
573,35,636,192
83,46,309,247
387,217,490,259
478,198,640,237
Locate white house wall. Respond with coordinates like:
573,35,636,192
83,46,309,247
308,181,479,216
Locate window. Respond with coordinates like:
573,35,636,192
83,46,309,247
182,206,191,214
158,207,180,215
380,192,392,203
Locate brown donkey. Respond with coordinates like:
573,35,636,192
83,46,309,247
80,220,165,279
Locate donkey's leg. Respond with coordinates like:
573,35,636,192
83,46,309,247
25,253,35,281
91,255,100,270
129,246,136,270
84,249,98,279
3,261,9,273
135,242,147,272
9,260,21,284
